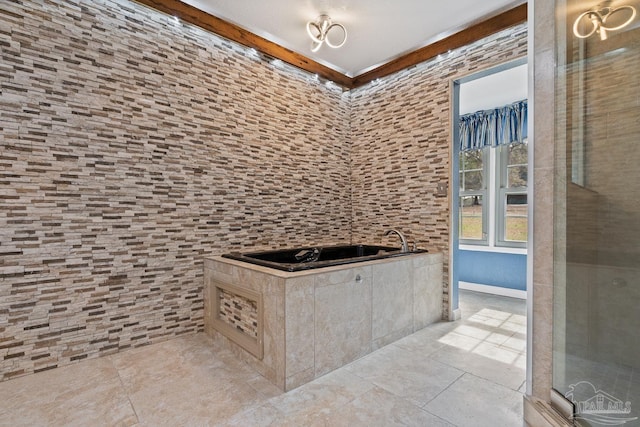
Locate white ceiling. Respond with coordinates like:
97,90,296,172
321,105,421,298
181,0,525,77
460,64,528,115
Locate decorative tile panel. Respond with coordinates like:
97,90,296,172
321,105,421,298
218,288,258,339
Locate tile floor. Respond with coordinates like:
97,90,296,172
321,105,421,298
0,290,527,426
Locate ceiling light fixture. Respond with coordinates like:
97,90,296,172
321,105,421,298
306,14,347,52
573,4,636,40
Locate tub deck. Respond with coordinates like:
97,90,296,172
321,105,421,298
222,244,428,272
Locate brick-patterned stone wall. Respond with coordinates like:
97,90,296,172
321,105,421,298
0,0,351,380
349,24,528,317
1,0,528,381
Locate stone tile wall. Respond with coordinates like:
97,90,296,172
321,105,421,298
349,24,528,317
0,0,351,381
0,0,528,380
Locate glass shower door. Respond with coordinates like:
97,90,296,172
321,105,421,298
553,0,640,425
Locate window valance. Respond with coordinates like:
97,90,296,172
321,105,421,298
459,99,527,152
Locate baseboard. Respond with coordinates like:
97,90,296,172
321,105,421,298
459,281,527,300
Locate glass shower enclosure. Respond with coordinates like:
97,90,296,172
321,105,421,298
553,0,640,425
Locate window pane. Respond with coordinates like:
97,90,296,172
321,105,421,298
460,150,483,170
504,194,527,242
463,171,483,191
460,195,483,240
507,165,527,188
506,143,528,188
508,142,528,165
459,150,484,191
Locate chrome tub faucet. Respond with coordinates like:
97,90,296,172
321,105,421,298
384,229,409,253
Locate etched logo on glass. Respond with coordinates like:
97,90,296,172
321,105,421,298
565,381,637,425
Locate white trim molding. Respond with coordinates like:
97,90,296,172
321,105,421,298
459,281,527,299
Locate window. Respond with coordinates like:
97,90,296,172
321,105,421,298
459,141,528,248
498,143,528,246
459,149,487,243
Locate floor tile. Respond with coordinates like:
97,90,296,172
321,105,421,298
0,290,527,426
267,369,374,417
434,330,485,351
500,320,527,334
429,339,525,391
472,341,524,366
460,292,526,317
502,333,527,352
219,402,284,427
518,379,527,393
323,386,456,427
0,357,137,427
246,374,285,399
111,335,264,426
391,322,452,355
424,373,524,427
346,344,464,407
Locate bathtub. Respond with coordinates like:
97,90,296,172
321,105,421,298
204,248,443,391
222,244,428,272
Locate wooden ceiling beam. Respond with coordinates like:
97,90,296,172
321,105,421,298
133,0,354,88
132,0,527,91
351,3,528,88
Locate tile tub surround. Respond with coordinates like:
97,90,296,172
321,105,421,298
204,252,443,391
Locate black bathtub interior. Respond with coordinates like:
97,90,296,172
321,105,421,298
222,244,428,272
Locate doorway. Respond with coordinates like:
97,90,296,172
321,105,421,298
450,58,529,320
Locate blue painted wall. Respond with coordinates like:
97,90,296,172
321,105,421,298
458,250,527,291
